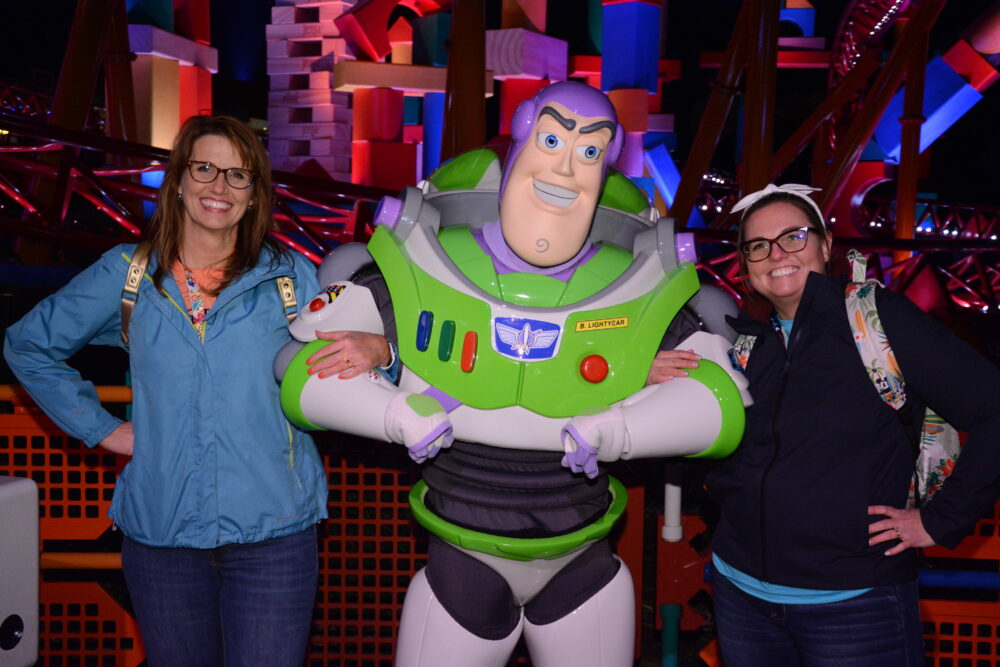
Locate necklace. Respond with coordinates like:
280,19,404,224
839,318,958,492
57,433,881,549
179,257,208,341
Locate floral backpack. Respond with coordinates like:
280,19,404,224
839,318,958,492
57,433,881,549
729,250,961,508
844,250,961,508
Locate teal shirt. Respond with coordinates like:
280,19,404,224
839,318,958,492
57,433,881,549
713,554,871,604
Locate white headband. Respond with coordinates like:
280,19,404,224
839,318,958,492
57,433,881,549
731,183,825,226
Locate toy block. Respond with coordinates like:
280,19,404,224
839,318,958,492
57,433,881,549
178,64,212,123
352,140,419,190
422,91,445,176
608,88,649,133
129,23,218,72
486,29,567,81
642,143,680,208
942,39,1000,92
412,12,452,67
269,72,334,91
389,15,414,64
271,2,351,24
335,0,399,62
132,54,180,149
499,78,549,134
308,137,353,155
352,87,405,141
501,0,546,32
268,88,346,107
778,36,825,49
779,8,815,37
784,0,814,8
873,56,984,161
265,21,342,41
127,0,173,32
601,2,660,92
647,113,673,133
268,104,352,124
404,95,422,124
174,0,210,45
266,37,351,59
334,60,495,97
266,54,339,75
269,121,352,141
403,124,424,143
601,0,660,5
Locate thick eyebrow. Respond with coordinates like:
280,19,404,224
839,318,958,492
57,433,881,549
580,120,616,137
538,106,575,131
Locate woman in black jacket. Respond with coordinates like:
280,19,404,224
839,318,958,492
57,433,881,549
701,183,1000,666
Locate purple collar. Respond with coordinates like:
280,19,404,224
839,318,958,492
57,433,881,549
476,221,596,282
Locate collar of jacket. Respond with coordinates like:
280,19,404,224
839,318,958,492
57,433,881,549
725,271,850,337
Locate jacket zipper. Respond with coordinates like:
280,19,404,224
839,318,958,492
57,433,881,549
758,321,800,582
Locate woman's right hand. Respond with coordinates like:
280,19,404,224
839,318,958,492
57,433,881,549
100,422,134,456
645,349,701,386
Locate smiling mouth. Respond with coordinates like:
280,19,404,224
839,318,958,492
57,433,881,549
770,266,799,278
532,179,578,208
200,198,232,211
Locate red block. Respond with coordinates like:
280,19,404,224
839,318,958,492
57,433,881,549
334,0,400,62
943,39,1000,92
178,65,212,123
352,140,418,190
499,78,549,134
608,88,649,132
352,87,405,141
174,0,210,45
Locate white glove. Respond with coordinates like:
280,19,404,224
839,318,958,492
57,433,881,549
385,392,454,463
560,406,627,479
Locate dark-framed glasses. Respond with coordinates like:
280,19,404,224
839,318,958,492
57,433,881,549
186,161,254,189
740,226,817,262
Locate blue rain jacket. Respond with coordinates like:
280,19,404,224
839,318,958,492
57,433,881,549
3,243,328,548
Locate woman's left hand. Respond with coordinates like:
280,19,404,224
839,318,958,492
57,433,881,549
868,505,936,556
306,331,391,380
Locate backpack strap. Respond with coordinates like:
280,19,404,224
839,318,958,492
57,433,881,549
121,242,152,348
275,276,298,322
844,276,906,410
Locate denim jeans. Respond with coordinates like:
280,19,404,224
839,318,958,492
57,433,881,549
712,567,924,667
121,525,318,667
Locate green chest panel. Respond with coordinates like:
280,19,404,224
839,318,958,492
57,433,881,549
368,225,699,418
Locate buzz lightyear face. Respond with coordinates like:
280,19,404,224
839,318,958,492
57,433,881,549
499,102,615,267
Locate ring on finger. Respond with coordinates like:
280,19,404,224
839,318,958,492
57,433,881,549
894,526,903,541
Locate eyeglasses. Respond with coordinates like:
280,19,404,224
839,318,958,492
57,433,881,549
186,161,254,189
740,226,818,262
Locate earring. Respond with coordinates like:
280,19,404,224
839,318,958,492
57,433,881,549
177,193,183,202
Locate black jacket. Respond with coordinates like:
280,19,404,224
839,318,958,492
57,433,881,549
708,272,1000,590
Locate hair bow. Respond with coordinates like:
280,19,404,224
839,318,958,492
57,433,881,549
731,183,825,226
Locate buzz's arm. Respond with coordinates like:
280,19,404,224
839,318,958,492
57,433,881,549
561,331,751,478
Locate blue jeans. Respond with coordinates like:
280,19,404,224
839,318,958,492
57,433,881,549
121,525,318,667
712,567,924,667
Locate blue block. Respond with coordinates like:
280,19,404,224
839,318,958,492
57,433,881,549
643,132,677,151
860,139,891,163
422,92,446,177
873,57,983,162
779,8,815,37
642,143,705,228
404,96,422,125
141,170,164,220
632,176,656,202
601,2,660,92
412,13,452,67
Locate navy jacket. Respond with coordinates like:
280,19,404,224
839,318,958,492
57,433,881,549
708,272,1000,589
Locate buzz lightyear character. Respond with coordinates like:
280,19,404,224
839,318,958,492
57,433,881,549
277,81,751,667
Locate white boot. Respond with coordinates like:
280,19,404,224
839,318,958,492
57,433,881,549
395,568,524,667
522,558,635,667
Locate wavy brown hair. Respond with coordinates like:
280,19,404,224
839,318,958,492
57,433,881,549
148,115,284,294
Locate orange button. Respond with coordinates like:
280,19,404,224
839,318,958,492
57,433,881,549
309,297,326,312
580,355,609,383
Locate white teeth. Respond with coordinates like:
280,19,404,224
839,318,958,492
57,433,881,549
201,199,232,210
532,179,578,208
770,266,798,277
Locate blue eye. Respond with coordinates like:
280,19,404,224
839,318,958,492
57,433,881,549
577,145,602,162
536,132,565,150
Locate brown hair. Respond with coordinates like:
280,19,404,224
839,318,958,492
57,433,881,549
148,115,283,294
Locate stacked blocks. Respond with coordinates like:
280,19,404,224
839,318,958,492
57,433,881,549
601,1,660,93
267,0,357,180
487,26,567,134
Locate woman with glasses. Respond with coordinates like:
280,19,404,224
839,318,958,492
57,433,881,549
4,115,388,665
679,183,1000,666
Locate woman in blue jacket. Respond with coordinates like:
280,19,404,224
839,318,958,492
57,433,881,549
696,184,1000,666
3,116,384,666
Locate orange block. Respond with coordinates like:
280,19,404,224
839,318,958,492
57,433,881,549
608,88,649,132
352,87,405,141
352,140,418,190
